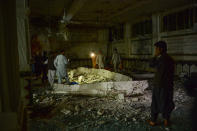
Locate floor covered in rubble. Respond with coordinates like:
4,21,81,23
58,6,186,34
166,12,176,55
28,77,194,131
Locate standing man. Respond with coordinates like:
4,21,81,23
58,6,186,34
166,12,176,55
41,51,48,83
148,41,175,126
54,50,70,84
34,51,42,78
44,51,56,87
96,50,105,69
111,48,121,72
90,52,97,68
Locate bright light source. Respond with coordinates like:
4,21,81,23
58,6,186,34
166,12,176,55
90,53,95,57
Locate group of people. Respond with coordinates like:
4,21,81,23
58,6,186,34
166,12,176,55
30,40,196,130
31,48,122,87
31,50,70,87
94,48,122,72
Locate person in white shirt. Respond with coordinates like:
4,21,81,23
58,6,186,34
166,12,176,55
54,50,69,84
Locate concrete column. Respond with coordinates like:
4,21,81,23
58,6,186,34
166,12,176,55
98,29,109,56
152,14,161,55
16,0,31,71
0,0,21,112
125,23,131,56
125,23,131,41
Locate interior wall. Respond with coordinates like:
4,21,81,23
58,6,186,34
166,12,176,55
64,28,109,59
16,0,31,71
0,0,21,112
107,5,197,74
111,41,130,58
29,24,109,59
30,26,51,52
110,23,130,58
66,42,108,59
160,30,197,61
109,22,153,60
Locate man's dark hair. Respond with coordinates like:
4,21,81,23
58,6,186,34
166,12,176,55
60,50,65,54
154,41,167,52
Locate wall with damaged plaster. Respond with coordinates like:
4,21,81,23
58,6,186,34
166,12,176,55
64,28,109,58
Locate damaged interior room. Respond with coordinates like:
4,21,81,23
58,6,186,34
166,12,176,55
1,0,197,130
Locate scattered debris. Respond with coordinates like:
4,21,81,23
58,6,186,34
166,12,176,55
116,94,124,100
61,109,71,115
67,67,132,84
75,105,81,112
131,97,138,102
29,77,193,131
97,109,104,116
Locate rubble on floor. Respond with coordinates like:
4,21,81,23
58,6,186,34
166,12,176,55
68,67,132,84
29,78,194,131
54,67,148,97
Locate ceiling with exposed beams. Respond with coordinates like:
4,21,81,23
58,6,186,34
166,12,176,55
29,0,193,27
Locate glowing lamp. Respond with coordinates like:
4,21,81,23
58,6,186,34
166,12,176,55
90,53,95,57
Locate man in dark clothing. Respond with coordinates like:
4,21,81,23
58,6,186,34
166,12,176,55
34,51,43,78
44,51,56,87
42,51,48,83
148,41,175,126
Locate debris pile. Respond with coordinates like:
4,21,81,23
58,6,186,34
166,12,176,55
68,67,132,84
53,67,148,97
29,76,193,130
